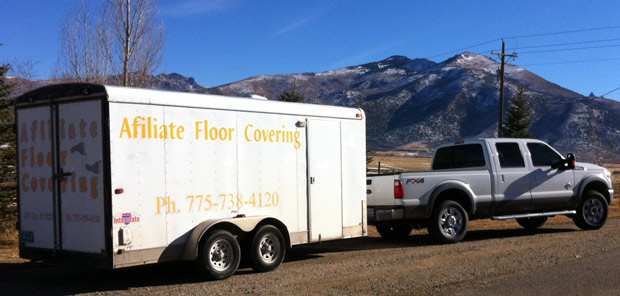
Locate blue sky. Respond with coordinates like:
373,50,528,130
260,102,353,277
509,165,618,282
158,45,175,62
2,0,620,100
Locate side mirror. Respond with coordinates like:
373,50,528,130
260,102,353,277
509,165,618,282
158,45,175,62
566,153,576,169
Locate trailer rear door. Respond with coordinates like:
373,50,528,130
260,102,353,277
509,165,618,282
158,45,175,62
18,98,106,254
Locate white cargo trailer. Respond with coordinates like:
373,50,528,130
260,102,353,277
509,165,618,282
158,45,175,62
16,83,367,279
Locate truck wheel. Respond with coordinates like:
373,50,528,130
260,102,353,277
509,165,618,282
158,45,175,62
516,217,548,230
250,225,285,272
376,224,413,240
428,200,468,244
573,191,608,230
198,230,241,280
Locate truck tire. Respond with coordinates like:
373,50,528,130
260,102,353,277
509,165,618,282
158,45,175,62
428,200,468,244
250,225,285,272
198,230,241,280
516,217,548,230
376,224,413,240
573,191,608,230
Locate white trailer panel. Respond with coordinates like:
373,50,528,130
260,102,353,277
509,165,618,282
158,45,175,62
17,83,366,278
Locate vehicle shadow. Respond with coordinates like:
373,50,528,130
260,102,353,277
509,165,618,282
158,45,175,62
286,226,577,259
0,260,204,296
0,227,577,295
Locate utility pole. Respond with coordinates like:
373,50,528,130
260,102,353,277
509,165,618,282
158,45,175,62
492,39,518,137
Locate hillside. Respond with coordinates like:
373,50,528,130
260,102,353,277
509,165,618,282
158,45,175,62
205,53,620,162
9,53,620,162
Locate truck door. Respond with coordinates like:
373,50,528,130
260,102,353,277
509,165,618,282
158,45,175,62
527,142,575,211
307,119,343,241
18,99,106,254
493,142,532,214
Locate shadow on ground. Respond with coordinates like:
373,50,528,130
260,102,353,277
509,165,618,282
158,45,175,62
0,226,575,295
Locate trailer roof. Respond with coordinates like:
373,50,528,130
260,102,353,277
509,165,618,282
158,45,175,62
15,83,363,120
105,85,362,119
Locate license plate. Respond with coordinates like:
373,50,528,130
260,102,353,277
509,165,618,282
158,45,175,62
19,231,34,243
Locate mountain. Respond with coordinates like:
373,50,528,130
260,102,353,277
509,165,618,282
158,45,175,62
201,52,620,162
8,53,620,162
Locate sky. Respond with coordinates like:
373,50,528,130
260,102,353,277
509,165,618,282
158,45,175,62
1,0,620,100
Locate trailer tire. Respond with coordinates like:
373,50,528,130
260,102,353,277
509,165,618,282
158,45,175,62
573,190,608,230
250,225,285,272
428,200,468,244
376,224,413,240
198,230,241,280
516,216,548,230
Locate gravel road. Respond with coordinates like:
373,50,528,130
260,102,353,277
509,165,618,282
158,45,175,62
2,218,619,295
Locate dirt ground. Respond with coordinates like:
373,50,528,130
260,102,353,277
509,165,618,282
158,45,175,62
2,157,617,295
1,217,619,295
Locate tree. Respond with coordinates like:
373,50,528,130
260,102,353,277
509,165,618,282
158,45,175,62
106,0,164,87
278,79,305,103
501,88,533,138
57,1,112,84
56,0,164,87
0,56,16,229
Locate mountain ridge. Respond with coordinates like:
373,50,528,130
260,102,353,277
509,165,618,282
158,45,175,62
8,52,620,162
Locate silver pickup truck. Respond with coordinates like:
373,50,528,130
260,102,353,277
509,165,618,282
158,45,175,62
367,138,614,243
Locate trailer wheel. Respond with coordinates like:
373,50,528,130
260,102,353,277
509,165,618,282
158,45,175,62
198,230,241,280
428,200,468,244
573,191,608,230
250,225,285,272
516,216,548,230
376,224,413,240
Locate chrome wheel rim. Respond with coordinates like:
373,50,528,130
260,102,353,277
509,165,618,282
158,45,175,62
258,234,277,263
583,198,604,224
209,239,233,271
439,206,464,237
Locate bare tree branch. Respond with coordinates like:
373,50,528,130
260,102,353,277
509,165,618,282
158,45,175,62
56,0,164,87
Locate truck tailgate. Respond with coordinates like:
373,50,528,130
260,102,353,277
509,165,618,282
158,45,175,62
366,175,400,206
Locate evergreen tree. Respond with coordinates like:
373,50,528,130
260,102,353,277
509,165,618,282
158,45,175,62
501,88,533,138
278,79,305,103
0,60,16,229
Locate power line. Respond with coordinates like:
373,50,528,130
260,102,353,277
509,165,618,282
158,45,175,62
499,38,620,51
506,25,620,39
427,38,501,59
428,25,620,59
519,43,620,54
601,86,620,97
520,57,620,66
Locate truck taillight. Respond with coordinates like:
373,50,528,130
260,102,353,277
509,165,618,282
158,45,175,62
394,180,404,199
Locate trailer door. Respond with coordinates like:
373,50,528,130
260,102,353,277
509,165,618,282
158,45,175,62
307,119,343,241
17,106,55,250
18,99,106,254
56,100,106,253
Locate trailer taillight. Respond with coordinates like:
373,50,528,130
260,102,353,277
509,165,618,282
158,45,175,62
394,180,404,199
115,188,124,195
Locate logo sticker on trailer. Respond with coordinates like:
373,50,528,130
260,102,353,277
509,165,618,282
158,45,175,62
114,213,140,225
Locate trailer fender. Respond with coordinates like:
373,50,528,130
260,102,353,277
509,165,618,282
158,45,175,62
182,216,267,260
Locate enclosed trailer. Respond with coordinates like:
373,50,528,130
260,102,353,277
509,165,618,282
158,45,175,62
16,83,367,279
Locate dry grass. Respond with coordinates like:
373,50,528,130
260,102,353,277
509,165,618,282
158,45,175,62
368,156,432,174
0,224,18,247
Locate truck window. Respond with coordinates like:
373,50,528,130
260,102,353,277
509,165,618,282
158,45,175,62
432,144,485,170
496,142,525,168
527,143,562,167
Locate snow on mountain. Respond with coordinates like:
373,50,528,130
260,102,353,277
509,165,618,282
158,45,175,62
9,52,620,161
204,52,620,162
